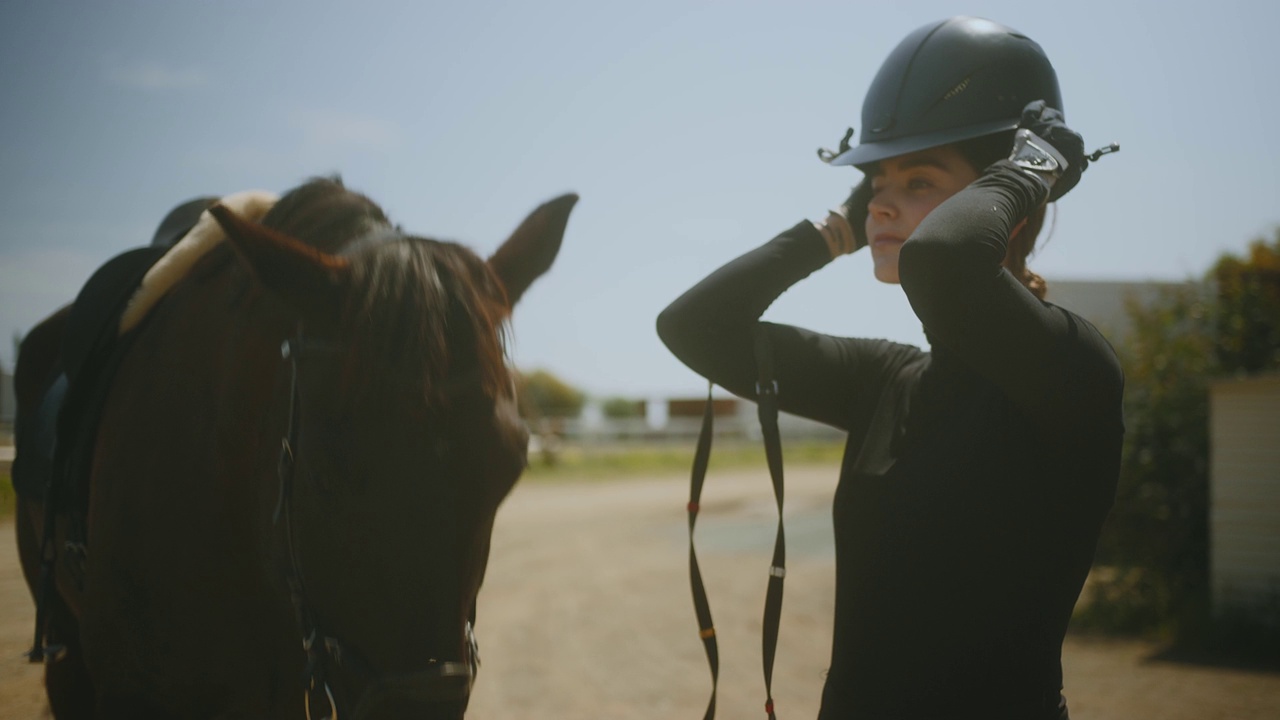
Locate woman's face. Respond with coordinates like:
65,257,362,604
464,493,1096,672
864,144,979,284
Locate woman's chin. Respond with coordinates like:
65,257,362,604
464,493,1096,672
872,259,901,284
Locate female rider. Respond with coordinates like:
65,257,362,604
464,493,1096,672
657,17,1123,720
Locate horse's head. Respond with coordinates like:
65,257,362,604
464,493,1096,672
209,178,575,719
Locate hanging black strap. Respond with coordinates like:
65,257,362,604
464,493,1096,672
687,380,719,720
687,325,788,719
754,325,785,720
27,447,66,663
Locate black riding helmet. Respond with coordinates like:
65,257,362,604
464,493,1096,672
824,16,1062,168
151,196,219,248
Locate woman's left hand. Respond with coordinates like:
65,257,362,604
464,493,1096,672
1018,100,1087,202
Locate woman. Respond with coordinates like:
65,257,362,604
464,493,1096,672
657,17,1123,720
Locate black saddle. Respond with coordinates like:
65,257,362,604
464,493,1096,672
12,245,166,501
11,195,217,503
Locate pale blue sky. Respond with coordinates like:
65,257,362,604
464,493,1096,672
2,0,1277,398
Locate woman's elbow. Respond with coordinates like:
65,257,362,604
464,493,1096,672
656,302,691,356
897,235,954,290
899,233,1000,292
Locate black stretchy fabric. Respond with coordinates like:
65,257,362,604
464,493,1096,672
657,161,1123,720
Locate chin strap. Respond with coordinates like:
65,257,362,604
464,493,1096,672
817,127,855,164
1088,142,1121,162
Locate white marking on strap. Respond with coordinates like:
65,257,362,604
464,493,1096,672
119,190,279,334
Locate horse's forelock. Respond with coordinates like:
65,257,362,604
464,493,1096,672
250,177,508,404
342,237,511,405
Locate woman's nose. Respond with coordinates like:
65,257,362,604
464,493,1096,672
867,191,896,221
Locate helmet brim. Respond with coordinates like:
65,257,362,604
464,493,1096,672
826,117,1020,168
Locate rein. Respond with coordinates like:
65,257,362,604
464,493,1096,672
687,325,788,719
275,328,478,720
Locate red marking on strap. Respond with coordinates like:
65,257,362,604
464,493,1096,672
765,700,774,714
687,501,700,513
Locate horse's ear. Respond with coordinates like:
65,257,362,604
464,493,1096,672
208,204,351,310
487,193,577,307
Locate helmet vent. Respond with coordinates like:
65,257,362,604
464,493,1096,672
942,76,971,101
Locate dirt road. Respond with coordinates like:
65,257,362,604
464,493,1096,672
4,466,1279,718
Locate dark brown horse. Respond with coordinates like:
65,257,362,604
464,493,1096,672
14,178,577,718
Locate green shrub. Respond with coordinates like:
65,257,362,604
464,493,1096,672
1076,229,1280,647
516,369,585,419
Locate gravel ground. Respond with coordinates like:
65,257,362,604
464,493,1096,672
3,465,1279,719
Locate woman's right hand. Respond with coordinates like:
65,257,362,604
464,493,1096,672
840,178,872,251
816,179,872,258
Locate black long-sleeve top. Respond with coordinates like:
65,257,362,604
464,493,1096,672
657,162,1124,719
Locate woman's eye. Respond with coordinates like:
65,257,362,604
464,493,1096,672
907,178,932,190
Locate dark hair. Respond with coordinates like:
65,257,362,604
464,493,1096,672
345,236,511,405
956,132,1049,301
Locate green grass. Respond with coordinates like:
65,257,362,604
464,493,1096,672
521,439,845,481
0,468,13,520
0,441,845,516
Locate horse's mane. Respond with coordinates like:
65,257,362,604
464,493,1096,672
262,177,511,404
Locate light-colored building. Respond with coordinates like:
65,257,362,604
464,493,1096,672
659,395,844,441
565,395,845,443
1209,373,1280,623
1046,278,1203,347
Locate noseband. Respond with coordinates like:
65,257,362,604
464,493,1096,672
275,327,479,720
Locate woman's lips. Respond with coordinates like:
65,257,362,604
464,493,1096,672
872,233,904,248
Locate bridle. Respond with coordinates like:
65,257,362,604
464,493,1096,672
275,327,479,720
